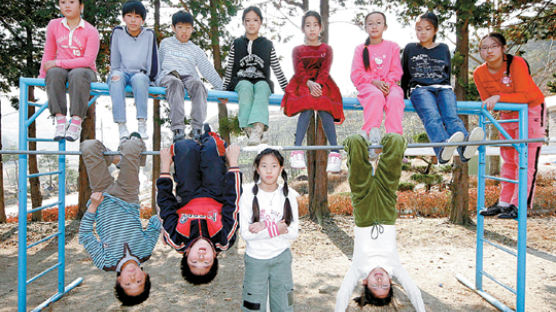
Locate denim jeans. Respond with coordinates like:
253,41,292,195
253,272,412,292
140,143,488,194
109,71,150,123
410,86,468,158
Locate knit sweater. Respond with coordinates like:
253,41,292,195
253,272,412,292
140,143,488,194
110,26,159,82
335,225,425,312
78,193,161,271
157,36,223,89
350,40,402,88
39,17,100,78
239,183,299,260
222,36,288,93
473,55,544,108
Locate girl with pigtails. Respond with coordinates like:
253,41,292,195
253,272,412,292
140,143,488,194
239,148,299,312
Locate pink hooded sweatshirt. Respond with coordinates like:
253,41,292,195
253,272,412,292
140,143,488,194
351,40,403,87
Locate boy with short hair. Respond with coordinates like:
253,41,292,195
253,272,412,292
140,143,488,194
157,11,224,141
157,127,242,285
78,133,160,306
110,0,159,140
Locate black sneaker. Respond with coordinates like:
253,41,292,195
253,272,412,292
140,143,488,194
498,205,518,219
173,129,185,142
190,128,202,142
479,202,505,217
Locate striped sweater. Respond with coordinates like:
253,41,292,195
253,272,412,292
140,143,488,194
78,193,161,271
157,36,223,89
222,36,288,93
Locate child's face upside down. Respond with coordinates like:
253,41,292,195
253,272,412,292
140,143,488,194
187,238,215,275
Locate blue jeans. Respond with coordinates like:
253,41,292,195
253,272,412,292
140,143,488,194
109,71,150,123
410,86,468,158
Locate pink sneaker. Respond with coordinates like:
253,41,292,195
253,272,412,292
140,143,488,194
65,116,82,142
326,152,342,173
290,150,306,169
53,116,67,141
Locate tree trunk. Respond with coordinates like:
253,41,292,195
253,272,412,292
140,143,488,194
307,113,329,223
77,102,96,218
302,0,309,10
0,101,6,223
151,0,161,215
28,87,43,222
449,2,472,225
320,0,329,44
488,130,500,175
209,0,230,143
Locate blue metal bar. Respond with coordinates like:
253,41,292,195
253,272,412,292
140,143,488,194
27,137,57,142
484,175,519,184
481,108,520,150
57,141,67,295
482,271,517,295
18,78,29,312
26,262,61,285
515,106,528,312
27,201,61,215
31,278,83,312
28,171,62,179
28,102,43,107
27,232,60,249
25,102,49,127
457,275,514,312
476,116,486,292
88,95,99,107
483,239,517,257
483,119,519,124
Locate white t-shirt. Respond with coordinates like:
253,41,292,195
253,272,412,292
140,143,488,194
335,225,425,312
239,183,299,260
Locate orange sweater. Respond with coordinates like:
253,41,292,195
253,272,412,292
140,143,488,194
473,55,544,107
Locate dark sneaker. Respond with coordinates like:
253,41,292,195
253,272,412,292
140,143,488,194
498,205,518,219
479,202,505,216
173,129,185,142
189,128,202,142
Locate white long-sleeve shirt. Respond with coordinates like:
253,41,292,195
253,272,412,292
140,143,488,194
239,183,299,260
335,225,425,312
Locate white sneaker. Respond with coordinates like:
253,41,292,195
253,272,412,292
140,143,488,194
117,122,129,140
440,131,465,163
290,150,306,169
53,116,67,141
65,116,82,142
368,128,382,161
462,127,485,159
247,123,264,146
326,152,342,172
138,119,148,140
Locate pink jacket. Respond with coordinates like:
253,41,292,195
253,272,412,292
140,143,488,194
351,40,402,87
39,18,100,78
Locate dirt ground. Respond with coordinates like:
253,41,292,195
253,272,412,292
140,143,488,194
0,216,555,312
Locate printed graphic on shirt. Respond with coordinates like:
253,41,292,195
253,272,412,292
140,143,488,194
372,53,387,71
260,209,281,223
238,54,265,80
410,54,446,80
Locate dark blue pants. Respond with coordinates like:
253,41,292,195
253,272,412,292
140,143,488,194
173,134,227,206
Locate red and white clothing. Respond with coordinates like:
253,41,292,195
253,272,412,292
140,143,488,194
473,56,545,208
351,40,404,135
239,183,299,260
39,17,100,78
281,43,344,123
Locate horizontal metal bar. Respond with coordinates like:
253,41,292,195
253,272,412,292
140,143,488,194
28,171,62,179
484,175,518,184
27,201,61,214
27,137,57,142
0,137,550,156
482,271,517,295
483,238,517,257
456,274,514,312
27,232,60,249
31,277,83,312
27,262,61,285
483,119,519,124
28,102,44,107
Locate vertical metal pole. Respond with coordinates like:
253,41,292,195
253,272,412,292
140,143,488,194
516,106,528,312
476,113,486,291
17,78,29,311
57,140,66,294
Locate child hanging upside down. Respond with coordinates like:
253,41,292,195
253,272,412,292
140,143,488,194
156,127,242,285
335,133,425,312
79,133,160,307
